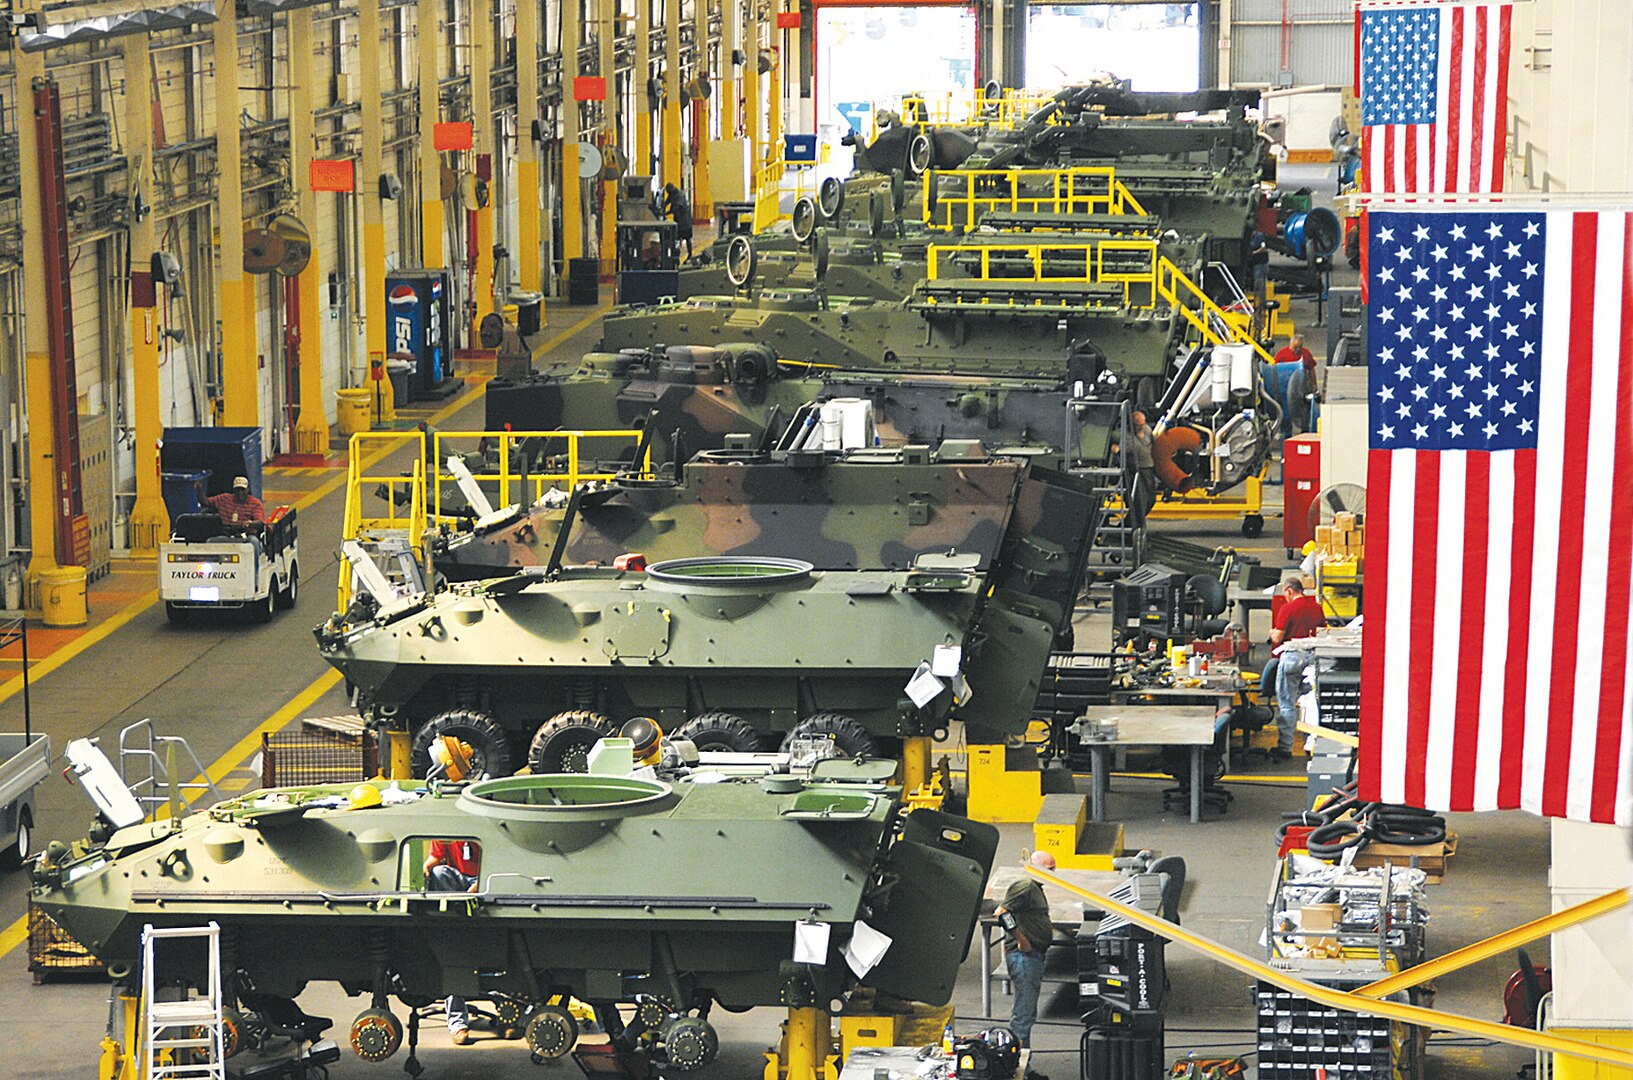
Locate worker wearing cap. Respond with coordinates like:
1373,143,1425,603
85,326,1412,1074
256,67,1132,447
425,840,482,1044
207,476,266,526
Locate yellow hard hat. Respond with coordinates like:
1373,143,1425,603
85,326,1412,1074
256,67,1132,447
1301,541,1316,555
348,783,383,810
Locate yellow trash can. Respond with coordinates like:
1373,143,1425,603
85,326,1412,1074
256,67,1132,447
40,565,88,627
336,388,374,436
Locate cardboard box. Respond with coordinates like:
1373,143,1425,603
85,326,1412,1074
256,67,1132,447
1315,525,1334,549
1334,511,1357,532
1301,903,1343,932
1351,832,1459,884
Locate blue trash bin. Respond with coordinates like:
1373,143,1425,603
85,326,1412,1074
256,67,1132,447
161,469,213,522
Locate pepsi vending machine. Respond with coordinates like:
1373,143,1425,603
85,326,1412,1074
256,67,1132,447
385,269,456,402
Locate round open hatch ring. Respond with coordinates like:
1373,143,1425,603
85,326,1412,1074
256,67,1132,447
645,556,814,584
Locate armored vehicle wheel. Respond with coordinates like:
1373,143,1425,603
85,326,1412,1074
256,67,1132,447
659,1015,719,1071
275,560,299,609
528,710,616,773
674,712,765,753
411,710,514,779
164,602,191,626
524,1003,579,1060
349,1007,403,1061
493,996,527,1034
780,713,879,759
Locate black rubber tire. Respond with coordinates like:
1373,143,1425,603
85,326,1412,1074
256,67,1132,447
1242,514,1265,538
779,713,879,759
275,560,299,609
164,601,191,626
0,807,30,870
249,588,275,624
673,712,765,753
411,709,514,780
528,710,616,774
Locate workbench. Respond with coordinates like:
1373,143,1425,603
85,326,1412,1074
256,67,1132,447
1074,705,1221,823
978,864,1125,1018
839,1045,1031,1079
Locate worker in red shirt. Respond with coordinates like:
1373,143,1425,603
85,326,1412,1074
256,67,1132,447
1277,335,1318,436
1267,576,1328,760
1274,333,1315,375
424,839,482,1043
206,476,267,526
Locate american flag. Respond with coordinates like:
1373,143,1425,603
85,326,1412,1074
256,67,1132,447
1358,206,1632,827
1358,2,1513,194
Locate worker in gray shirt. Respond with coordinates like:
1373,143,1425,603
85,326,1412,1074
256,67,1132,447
1129,410,1158,525
996,850,1056,1047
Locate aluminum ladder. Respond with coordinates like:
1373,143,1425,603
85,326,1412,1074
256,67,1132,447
140,922,225,1080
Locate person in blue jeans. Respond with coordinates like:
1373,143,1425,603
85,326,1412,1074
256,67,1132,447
424,840,481,1044
997,850,1056,1047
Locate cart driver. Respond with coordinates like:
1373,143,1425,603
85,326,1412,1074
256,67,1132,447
207,476,267,527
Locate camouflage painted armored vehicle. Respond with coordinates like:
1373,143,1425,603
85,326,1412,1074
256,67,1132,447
320,462,1097,775
486,344,1126,470
32,771,998,1068
435,441,1119,582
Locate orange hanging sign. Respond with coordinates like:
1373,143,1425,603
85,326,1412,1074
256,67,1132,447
574,76,608,102
776,11,801,28
309,159,356,192
433,121,473,151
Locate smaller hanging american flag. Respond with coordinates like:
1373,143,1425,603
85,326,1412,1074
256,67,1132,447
1358,1,1514,194
1359,204,1633,827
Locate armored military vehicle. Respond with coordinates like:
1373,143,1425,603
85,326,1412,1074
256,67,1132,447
32,771,998,1068
321,457,1097,775
435,441,1121,582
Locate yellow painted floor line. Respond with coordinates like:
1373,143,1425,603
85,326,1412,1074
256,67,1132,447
0,667,346,960
0,590,160,709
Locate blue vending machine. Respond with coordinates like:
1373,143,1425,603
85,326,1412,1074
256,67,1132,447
385,269,457,402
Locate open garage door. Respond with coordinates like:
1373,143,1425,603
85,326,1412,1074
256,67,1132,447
813,3,979,166
1027,2,1200,91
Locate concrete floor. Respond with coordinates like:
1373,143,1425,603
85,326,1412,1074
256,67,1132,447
0,251,1555,1079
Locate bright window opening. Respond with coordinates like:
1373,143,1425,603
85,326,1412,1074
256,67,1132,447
1026,3,1201,92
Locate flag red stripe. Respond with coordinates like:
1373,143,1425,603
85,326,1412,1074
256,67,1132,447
1500,447,1537,807
1359,210,1370,305
1467,8,1487,196
1403,123,1418,194
1442,6,1464,191
1591,217,1633,821
1449,452,1490,808
1359,448,1393,802
1489,6,1513,192
1542,213,1600,818
1403,452,1440,808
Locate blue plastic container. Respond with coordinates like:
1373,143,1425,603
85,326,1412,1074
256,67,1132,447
160,427,264,500
160,470,212,522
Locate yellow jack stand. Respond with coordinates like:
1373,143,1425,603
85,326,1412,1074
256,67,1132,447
763,1008,839,1080
99,992,141,1080
897,737,946,812
966,742,1045,824
1033,792,1124,870
386,727,413,779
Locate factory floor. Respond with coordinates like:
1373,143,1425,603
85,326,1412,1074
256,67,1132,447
0,273,1551,1079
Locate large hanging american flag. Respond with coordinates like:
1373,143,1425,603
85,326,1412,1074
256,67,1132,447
1358,205,1633,826
1358,2,1514,194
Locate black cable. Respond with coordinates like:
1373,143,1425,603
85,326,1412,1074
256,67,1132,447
1305,819,1365,857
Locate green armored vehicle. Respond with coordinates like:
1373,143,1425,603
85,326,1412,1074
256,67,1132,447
435,441,1120,582
32,770,998,1068
322,460,1096,775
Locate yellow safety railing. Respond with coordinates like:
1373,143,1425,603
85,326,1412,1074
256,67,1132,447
338,430,427,612
751,154,819,233
924,166,1149,232
429,429,650,525
1155,257,1279,365
925,239,1159,307
878,87,1061,139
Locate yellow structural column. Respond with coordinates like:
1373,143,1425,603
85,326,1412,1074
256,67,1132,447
470,0,495,330
289,9,330,454
661,0,682,186
216,9,258,427
743,0,760,166
360,0,388,380
691,0,712,222
634,0,652,171
599,0,617,275
561,0,584,261
719,0,738,138
16,49,60,591
781,0,797,137
516,0,543,294
766,8,781,156
418,0,445,266
121,38,169,553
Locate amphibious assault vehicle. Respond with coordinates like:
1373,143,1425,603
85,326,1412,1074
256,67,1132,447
320,457,1097,776
32,771,998,1068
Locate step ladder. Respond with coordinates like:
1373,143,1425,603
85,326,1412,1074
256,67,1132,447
140,922,226,1080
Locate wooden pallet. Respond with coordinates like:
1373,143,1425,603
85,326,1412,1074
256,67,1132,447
301,713,365,742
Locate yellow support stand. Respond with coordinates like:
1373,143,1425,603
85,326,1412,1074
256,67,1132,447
1032,792,1124,870
1552,1029,1633,1080
764,1008,838,1080
965,743,1044,824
